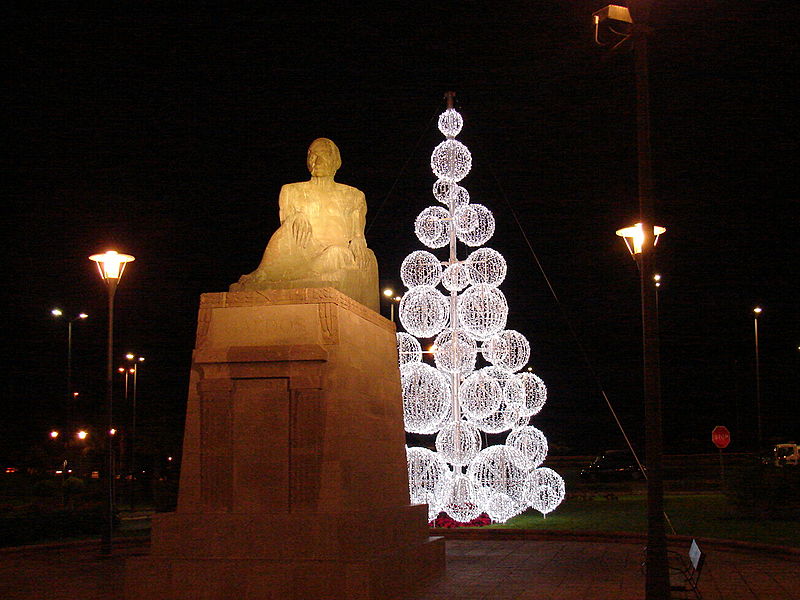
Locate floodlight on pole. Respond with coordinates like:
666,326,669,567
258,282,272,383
89,249,134,556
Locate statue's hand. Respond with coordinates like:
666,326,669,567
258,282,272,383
350,237,369,267
292,213,312,248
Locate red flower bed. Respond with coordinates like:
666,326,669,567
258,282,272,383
430,512,492,528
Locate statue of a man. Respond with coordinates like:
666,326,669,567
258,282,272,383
230,138,379,311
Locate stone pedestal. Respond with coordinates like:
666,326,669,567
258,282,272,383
125,288,444,600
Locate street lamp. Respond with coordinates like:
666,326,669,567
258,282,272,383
598,2,670,597
753,307,763,449
50,309,88,429
89,249,134,555
382,288,402,322
125,353,145,511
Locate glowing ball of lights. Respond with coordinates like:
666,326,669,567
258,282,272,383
396,332,422,366
529,467,565,516
438,107,464,138
485,330,530,372
442,473,484,524
431,140,472,182
459,369,503,420
414,206,451,248
401,250,443,288
400,362,451,434
481,365,525,408
433,329,477,374
484,492,527,524
465,247,507,287
432,179,470,209
457,284,508,341
406,446,452,520
516,371,547,416
456,204,495,247
468,445,531,505
469,398,518,434
399,285,449,338
442,262,470,292
453,204,477,234
435,420,481,467
506,425,548,470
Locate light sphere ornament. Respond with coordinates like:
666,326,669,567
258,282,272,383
506,426,548,470
516,371,547,416
433,329,478,374
396,332,422,366
415,206,451,248
529,467,565,516
442,473,484,523
465,247,507,287
485,330,530,372
459,369,503,420
399,285,450,338
484,491,527,524
406,446,452,520
456,204,495,247
457,284,508,341
442,262,471,292
468,445,531,506
435,420,482,467
469,398,518,434
453,204,477,234
401,250,443,288
438,107,464,138
431,139,472,182
481,366,526,409
400,362,451,434
432,179,470,209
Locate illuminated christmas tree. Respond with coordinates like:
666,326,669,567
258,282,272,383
399,96,564,523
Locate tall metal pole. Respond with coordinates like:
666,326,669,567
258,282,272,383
102,280,117,556
753,309,762,449
629,2,669,597
130,362,138,511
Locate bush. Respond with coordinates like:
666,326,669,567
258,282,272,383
725,462,800,519
0,505,108,547
63,476,86,495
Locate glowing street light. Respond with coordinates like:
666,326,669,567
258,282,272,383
77,430,88,441
382,288,402,322
89,249,134,555
50,309,88,428
125,353,145,510
615,222,666,258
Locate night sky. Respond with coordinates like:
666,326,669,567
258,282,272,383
3,3,798,465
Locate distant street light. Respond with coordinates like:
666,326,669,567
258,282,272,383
753,307,763,449
383,288,402,322
50,309,88,428
89,250,134,555
125,353,145,510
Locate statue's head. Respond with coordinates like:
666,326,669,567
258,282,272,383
307,138,342,177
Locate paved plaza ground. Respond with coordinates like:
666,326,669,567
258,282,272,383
1,536,798,599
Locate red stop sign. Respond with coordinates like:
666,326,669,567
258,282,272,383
712,426,731,449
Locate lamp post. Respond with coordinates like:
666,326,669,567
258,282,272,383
50,309,88,428
753,307,762,449
89,250,134,555
125,353,144,511
598,1,670,596
382,288,402,322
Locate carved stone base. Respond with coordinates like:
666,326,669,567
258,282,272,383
124,288,443,599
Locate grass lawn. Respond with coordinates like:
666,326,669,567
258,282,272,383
493,493,800,548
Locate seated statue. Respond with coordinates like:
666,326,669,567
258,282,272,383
230,138,379,312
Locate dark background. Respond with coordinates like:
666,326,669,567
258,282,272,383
2,2,797,467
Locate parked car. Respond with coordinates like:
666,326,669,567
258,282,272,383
579,450,644,481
